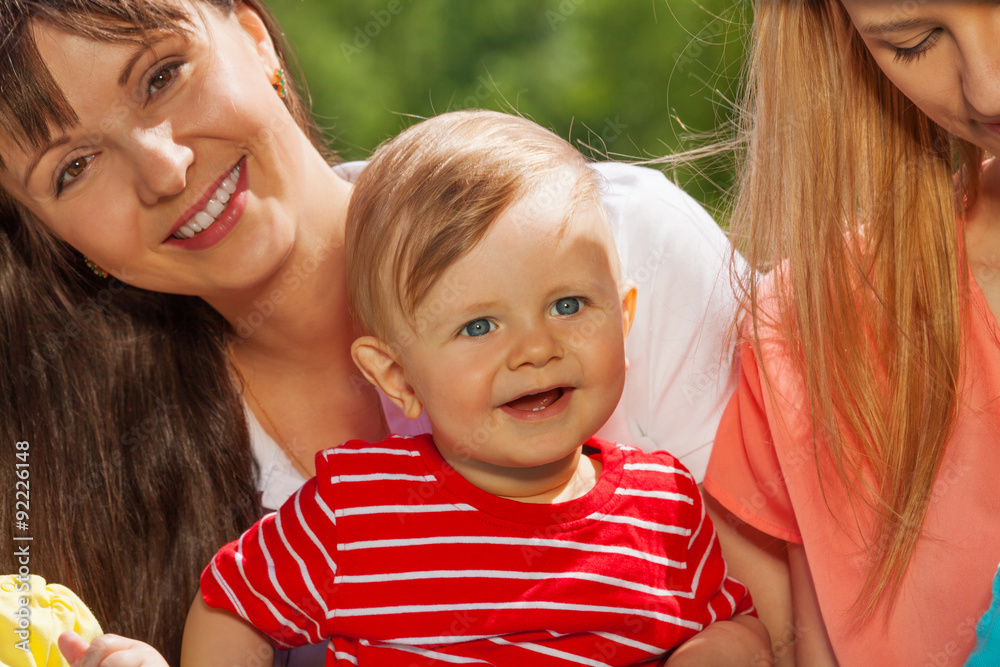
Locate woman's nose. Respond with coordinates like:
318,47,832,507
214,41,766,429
129,124,193,205
507,322,564,370
962,30,1000,119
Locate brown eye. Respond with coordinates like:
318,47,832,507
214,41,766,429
147,63,179,96
66,157,88,178
57,154,95,193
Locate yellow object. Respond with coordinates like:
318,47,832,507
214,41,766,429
0,574,102,667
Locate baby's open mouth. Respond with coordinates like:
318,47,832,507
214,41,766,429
504,388,565,412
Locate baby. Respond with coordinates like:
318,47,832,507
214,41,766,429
179,110,767,666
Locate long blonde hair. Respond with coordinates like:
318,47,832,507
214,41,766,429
732,0,981,617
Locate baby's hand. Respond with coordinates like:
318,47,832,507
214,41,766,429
58,631,170,667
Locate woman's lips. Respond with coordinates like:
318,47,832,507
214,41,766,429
171,162,241,239
164,159,248,251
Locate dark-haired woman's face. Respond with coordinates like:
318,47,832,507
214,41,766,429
0,2,314,296
842,0,1000,154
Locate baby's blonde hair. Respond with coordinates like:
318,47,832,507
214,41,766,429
346,110,605,342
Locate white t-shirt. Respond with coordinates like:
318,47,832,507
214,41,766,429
251,161,742,512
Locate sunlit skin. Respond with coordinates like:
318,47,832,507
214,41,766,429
704,6,1000,666
841,0,1000,154
15,5,776,663
58,176,774,665
0,2,388,471
841,0,1000,324
0,2,352,317
354,178,637,502
345,176,771,661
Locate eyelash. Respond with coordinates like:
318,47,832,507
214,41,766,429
459,318,497,338
144,60,184,100
894,29,941,63
54,154,95,194
551,296,586,317
456,296,590,338
54,60,184,195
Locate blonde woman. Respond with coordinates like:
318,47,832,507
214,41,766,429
704,1,1000,665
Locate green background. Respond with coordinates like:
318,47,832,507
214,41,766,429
265,0,746,216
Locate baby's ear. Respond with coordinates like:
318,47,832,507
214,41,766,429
621,284,637,338
351,337,423,419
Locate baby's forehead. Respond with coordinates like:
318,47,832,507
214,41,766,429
380,161,621,335
498,178,619,265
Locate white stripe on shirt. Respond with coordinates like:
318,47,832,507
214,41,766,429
615,488,694,504
587,512,692,536
623,462,694,480
274,507,332,619
335,503,476,518
293,489,338,576
366,640,491,664
335,600,703,632
232,532,317,645
331,651,358,665
591,632,664,655
335,568,694,598
489,636,614,667
333,473,436,484
338,535,686,569
331,447,421,457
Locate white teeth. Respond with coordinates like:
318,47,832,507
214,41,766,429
205,199,225,217
172,162,241,240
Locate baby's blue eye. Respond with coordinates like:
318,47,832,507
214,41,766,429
551,298,581,316
461,318,496,337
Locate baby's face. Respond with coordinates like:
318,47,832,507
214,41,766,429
393,173,633,496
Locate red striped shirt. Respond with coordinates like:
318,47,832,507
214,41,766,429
202,435,753,665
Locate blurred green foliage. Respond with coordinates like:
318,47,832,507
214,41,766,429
264,0,747,216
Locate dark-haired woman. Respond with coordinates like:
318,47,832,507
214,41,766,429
0,1,741,663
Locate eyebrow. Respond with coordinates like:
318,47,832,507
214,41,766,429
445,301,504,319
119,38,163,87
858,17,932,36
22,39,161,189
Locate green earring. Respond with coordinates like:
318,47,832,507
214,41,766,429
271,68,287,99
83,256,108,279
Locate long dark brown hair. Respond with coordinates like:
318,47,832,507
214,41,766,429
0,1,330,663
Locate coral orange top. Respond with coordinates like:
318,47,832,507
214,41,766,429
705,271,1000,666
